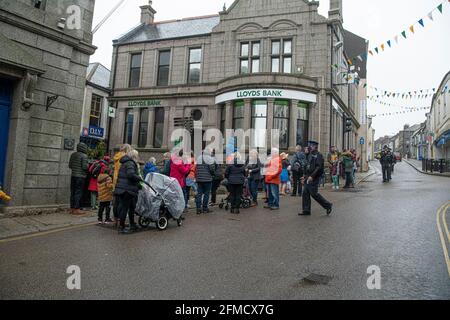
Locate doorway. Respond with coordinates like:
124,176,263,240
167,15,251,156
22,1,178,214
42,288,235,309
0,79,12,187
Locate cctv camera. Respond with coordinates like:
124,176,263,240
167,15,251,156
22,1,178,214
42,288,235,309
334,41,343,49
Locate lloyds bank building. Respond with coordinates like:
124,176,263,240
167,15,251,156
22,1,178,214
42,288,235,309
108,0,368,159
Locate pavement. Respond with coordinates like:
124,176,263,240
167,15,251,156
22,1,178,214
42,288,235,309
0,161,449,299
404,158,450,177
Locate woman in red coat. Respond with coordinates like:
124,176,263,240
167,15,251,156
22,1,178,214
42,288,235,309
88,156,110,210
170,150,191,208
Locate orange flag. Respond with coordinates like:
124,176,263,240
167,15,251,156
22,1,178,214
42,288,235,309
410,25,415,34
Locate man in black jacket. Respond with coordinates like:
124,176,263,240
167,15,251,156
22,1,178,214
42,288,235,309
380,146,394,183
225,154,247,214
69,143,89,215
290,145,306,197
195,149,216,214
299,141,333,216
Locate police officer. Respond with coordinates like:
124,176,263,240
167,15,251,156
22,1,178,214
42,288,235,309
299,141,333,216
380,145,394,183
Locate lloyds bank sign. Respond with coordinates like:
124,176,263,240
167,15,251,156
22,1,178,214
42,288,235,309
215,88,317,104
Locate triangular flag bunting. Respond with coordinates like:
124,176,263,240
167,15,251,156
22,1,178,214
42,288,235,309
387,40,391,47
375,47,379,54
428,11,434,21
418,19,424,27
394,35,399,44
409,25,414,34
401,31,407,39
437,4,443,13
381,44,385,51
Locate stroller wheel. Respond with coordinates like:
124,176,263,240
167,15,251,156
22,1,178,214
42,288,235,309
219,203,224,209
177,219,183,227
138,217,151,228
156,216,169,231
242,199,251,209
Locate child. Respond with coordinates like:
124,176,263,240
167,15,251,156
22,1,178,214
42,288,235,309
279,153,290,196
97,168,114,224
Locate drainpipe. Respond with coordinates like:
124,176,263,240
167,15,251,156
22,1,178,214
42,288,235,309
107,45,119,154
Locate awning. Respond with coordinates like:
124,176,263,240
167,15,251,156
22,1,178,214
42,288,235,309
435,130,450,147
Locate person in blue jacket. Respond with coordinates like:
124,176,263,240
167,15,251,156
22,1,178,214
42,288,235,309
143,157,159,180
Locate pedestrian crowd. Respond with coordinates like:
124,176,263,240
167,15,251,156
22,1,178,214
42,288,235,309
68,140,363,234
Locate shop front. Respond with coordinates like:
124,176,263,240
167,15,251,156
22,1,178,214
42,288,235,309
215,88,317,151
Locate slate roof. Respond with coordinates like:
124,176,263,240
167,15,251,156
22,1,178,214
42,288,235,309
87,63,111,90
114,15,220,45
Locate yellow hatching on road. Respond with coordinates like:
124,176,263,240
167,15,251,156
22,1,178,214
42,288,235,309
436,201,450,278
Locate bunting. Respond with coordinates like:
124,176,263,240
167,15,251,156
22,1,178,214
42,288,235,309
368,106,431,118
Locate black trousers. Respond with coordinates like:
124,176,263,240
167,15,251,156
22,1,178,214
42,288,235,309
292,171,303,196
98,201,111,221
229,184,243,209
117,193,136,228
302,180,332,213
211,179,221,204
70,177,85,209
382,165,392,181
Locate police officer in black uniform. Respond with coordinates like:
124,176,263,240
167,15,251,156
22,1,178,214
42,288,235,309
380,145,394,183
299,141,333,216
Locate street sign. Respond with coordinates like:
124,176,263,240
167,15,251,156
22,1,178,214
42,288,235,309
360,137,365,145
84,126,105,139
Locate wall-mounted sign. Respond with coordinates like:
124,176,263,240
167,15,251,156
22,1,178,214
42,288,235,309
215,88,317,104
128,100,162,107
83,126,105,139
64,138,75,151
108,107,116,118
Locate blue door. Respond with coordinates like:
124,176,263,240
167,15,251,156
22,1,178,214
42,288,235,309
0,80,12,188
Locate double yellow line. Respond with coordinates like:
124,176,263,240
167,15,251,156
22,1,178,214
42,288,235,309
436,201,450,278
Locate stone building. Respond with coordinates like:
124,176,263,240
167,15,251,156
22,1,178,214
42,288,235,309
80,63,111,149
108,0,365,160
0,0,96,208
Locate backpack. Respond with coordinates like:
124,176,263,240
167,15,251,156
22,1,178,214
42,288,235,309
90,161,103,179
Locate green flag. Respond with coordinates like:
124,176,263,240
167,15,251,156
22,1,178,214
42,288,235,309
401,31,407,39
437,4,443,13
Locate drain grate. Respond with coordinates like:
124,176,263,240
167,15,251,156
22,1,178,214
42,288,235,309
302,273,332,285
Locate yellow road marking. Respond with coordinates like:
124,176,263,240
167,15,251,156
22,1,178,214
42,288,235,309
443,204,450,244
436,202,450,278
0,222,97,244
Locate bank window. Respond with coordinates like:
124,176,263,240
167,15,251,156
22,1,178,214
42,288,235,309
233,101,245,129
157,50,171,86
89,94,102,127
271,39,292,74
138,109,149,148
240,41,260,74
251,100,267,148
273,100,290,149
188,48,202,84
129,53,142,88
297,102,309,148
153,107,165,148
124,109,134,145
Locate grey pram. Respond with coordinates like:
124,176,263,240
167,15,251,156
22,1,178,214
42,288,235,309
135,173,185,230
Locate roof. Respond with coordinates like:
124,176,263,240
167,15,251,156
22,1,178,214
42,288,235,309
87,63,111,90
114,15,220,45
343,30,368,79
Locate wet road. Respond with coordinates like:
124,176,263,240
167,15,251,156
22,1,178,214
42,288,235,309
0,161,449,300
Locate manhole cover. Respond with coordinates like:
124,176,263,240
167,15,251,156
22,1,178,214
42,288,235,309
302,274,332,285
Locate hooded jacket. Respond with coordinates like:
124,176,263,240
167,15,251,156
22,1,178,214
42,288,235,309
113,151,126,188
195,154,216,183
97,173,113,203
143,162,159,179
114,156,142,197
225,161,247,185
265,156,282,185
170,155,191,189
69,143,89,178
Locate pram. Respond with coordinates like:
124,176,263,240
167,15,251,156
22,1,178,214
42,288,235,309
218,178,252,211
135,173,185,231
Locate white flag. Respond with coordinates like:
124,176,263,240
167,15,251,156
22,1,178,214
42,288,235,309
428,11,434,21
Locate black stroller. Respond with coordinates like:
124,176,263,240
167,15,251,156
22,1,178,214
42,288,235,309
135,173,184,231
218,178,252,211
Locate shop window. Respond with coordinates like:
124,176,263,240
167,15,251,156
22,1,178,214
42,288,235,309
153,107,165,148
188,48,202,84
157,50,171,86
273,100,290,149
240,41,260,74
129,53,142,88
89,94,102,127
233,101,245,129
124,109,134,145
138,108,149,148
296,102,309,148
271,39,292,74
251,100,267,148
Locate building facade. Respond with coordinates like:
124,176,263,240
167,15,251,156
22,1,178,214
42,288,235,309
428,71,450,160
0,0,96,207
108,0,365,160
80,63,111,149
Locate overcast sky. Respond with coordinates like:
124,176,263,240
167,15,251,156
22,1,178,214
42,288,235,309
90,0,450,139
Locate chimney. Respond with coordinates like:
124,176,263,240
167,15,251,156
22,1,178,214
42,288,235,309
140,0,156,24
328,0,343,21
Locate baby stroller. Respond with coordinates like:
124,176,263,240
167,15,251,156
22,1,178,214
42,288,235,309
218,178,252,211
135,173,185,231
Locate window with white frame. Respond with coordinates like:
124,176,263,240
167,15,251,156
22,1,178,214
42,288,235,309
271,39,292,74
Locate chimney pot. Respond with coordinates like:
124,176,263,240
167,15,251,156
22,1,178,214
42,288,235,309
140,1,156,25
